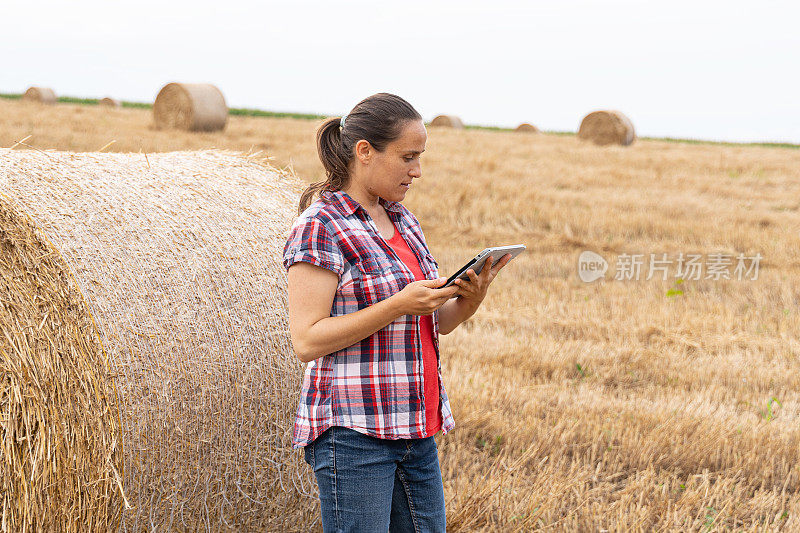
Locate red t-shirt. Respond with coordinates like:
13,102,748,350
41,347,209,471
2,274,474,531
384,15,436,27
386,222,442,437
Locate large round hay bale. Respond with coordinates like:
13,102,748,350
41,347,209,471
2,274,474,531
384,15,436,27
0,149,316,531
515,122,540,133
153,83,228,131
99,97,121,108
577,110,636,146
430,114,464,128
22,86,57,104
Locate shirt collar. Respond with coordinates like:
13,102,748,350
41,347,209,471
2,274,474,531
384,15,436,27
320,189,404,218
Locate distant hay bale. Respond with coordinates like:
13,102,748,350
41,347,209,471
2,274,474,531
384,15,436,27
515,123,540,133
430,114,464,128
577,110,636,146
22,86,57,104
0,149,316,531
99,97,121,108
153,82,228,132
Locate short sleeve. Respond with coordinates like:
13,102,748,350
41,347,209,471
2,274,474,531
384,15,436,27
283,216,345,277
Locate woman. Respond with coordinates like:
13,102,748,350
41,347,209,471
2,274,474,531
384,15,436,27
283,93,511,532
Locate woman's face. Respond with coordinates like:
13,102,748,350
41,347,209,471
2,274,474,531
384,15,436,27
359,119,427,204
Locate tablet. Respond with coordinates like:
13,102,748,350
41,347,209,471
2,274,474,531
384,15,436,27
441,244,526,288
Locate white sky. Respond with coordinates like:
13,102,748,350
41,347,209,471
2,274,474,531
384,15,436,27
3,0,799,143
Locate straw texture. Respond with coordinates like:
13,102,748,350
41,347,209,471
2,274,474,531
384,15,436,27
22,87,56,105
0,149,317,531
515,123,540,133
430,114,465,128
99,97,121,108
153,83,228,132
0,203,123,531
577,110,636,146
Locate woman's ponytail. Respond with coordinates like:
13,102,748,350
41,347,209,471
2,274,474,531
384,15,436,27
298,117,349,214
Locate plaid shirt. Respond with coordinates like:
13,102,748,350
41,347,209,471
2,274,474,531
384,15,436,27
283,189,455,448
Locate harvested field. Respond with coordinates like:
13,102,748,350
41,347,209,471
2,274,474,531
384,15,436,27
2,97,800,530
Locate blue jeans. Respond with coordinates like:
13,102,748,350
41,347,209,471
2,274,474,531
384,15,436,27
303,426,447,533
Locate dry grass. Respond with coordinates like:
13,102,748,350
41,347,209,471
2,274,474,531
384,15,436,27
99,97,121,108
0,147,316,531
153,83,228,132
0,204,123,531
2,98,800,530
578,110,636,146
431,114,465,129
515,123,540,134
21,87,56,105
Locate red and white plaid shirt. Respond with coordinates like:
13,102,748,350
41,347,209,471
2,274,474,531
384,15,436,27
283,189,455,448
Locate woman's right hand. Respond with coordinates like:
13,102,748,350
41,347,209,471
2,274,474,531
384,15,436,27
393,277,459,316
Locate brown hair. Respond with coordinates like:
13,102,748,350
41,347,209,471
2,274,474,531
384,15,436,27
298,92,422,214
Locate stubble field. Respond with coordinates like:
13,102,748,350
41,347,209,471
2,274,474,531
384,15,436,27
2,97,800,531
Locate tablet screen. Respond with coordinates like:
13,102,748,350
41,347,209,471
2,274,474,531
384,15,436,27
442,245,526,288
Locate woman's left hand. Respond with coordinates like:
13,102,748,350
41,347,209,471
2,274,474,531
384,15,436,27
453,254,512,305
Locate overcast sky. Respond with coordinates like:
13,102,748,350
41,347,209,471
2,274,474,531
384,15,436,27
3,0,798,143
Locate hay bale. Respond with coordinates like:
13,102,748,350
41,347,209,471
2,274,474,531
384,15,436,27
0,149,317,531
99,97,121,108
577,110,636,146
430,114,464,128
153,82,228,132
22,86,57,104
515,123,540,133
